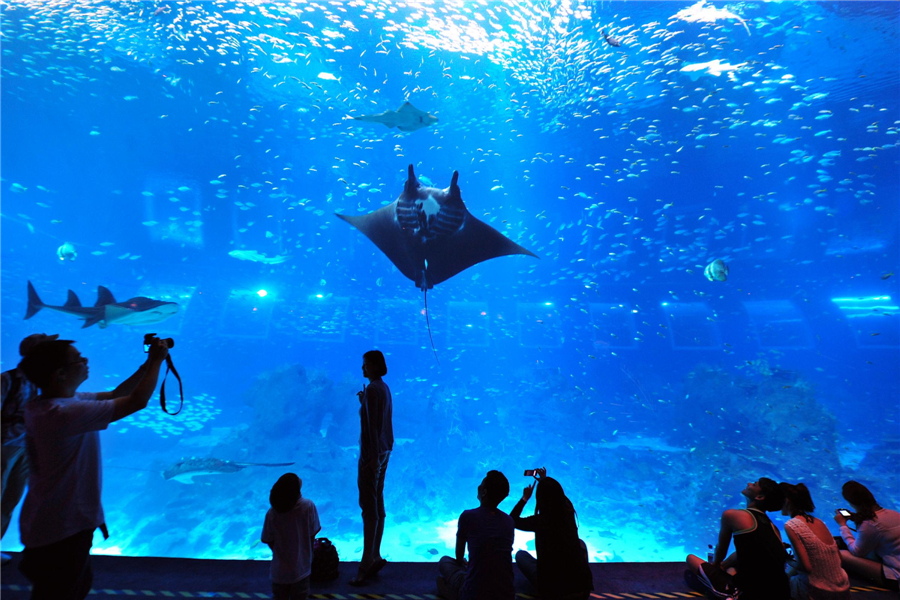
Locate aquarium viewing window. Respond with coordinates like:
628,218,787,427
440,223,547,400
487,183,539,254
590,303,637,349
743,299,812,349
375,298,421,346
1,0,897,571
832,296,900,349
447,301,491,348
517,302,564,349
661,302,720,349
219,289,275,339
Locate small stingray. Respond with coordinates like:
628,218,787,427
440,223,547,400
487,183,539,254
336,164,538,360
352,102,438,132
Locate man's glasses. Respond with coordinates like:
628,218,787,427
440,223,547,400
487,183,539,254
66,357,88,367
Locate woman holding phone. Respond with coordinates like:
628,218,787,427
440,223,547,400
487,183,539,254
510,468,593,600
350,350,393,586
835,481,900,592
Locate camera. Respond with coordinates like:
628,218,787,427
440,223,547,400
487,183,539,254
524,469,537,477
144,333,175,353
838,508,853,518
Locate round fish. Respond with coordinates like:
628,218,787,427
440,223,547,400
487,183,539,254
57,242,77,262
704,259,728,282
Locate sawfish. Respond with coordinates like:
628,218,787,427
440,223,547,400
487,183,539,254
25,280,179,329
163,458,295,484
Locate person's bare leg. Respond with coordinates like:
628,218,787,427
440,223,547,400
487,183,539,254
373,515,385,562
686,554,706,576
372,456,388,563
840,549,886,584
360,514,376,572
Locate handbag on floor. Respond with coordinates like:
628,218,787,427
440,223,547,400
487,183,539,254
310,537,340,582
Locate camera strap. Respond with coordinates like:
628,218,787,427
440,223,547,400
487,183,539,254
160,354,184,415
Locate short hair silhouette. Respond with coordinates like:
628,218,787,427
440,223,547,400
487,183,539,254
482,470,509,507
18,339,76,389
363,350,387,377
270,473,302,514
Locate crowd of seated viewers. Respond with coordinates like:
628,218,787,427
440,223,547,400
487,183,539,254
1,333,898,600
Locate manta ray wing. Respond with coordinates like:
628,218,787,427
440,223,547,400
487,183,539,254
337,165,537,290
336,204,421,283
395,102,434,132
423,214,538,287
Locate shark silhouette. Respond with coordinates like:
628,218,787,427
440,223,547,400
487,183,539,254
25,280,180,329
163,458,295,484
352,102,438,132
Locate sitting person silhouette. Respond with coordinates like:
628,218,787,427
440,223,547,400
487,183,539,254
834,480,899,592
437,470,515,600
686,477,790,600
510,467,593,600
779,482,850,600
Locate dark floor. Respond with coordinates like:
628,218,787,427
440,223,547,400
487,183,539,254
1,553,896,599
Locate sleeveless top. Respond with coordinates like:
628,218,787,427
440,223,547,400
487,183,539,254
732,508,790,599
785,517,850,594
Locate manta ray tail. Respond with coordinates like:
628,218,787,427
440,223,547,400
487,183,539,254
424,288,440,365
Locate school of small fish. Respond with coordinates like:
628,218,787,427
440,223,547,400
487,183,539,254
1,0,897,353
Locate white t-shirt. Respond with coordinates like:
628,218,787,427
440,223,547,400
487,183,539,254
20,392,114,547
261,497,321,584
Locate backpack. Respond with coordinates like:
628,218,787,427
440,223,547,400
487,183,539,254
310,537,340,582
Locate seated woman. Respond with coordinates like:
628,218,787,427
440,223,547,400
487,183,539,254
510,468,592,600
779,482,850,600
835,481,900,592
685,478,790,600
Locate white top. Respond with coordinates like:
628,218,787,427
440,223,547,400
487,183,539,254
261,497,321,584
785,516,849,592
840,508,900,581
20,393,114,547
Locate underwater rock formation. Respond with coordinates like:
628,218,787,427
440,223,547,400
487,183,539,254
657,361,846,552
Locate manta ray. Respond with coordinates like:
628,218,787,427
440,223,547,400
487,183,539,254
25,280,179,329
336,164,538,358
352,102,438,132
163,458,295,484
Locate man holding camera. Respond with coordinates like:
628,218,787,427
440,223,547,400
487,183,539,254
16,336,170,600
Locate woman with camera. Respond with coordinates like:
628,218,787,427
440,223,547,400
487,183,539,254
834,481,900,592
510,468,593,600
779,482,850,600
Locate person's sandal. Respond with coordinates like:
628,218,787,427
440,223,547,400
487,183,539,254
370,558,388,576
350,558,387,585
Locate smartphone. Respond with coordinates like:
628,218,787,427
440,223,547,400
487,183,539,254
838,509,852,518
524,469,536,477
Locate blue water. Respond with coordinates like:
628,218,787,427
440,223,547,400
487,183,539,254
1,1,898,563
